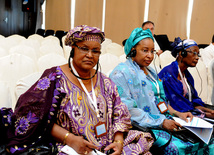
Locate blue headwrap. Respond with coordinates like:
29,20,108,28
124,28,154,56
171,37,198,57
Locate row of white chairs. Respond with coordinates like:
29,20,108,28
0,34,213,110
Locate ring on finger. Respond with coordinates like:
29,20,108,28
84,151,88,154
173,128,177,131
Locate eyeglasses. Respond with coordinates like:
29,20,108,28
74,44,101,57
140,49,156,55
186,50,201,57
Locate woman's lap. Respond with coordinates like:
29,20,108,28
152,129,214,155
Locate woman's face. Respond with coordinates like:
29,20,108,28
182,45,200,67
132,38,155,69
72,40,101,71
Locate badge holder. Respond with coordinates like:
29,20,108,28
94,121,107,138
157,101,168,114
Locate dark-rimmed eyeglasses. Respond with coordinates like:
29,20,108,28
186,50,201,57
74,44,101,57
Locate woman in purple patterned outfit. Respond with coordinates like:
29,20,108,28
6,25,154,155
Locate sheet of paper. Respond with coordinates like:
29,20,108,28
173,117,213,128
184,126,213,144
61,145,106,155
173,117,213,144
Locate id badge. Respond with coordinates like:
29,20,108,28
157,101,168,113
94,121,107,138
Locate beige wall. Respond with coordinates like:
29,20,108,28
105,0,145,44
45,0,213,45
74,0,103,28
45,0,71,31
191,0,214,44
149,0,188,42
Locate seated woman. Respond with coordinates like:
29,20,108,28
158,37,214,119
109,28,214,154
6,25,153,155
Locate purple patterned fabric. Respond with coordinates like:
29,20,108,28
7,66,153,154
65,25,105,46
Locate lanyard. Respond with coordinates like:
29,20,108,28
146,68,161,100
70,61,100,118
178,67,192,101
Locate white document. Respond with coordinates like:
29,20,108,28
61,145,106,155
173,117,213,144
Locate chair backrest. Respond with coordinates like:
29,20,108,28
36,28,45,37
42,35,60,46
188,59,208,103
0,53,37,108
55,30,66,46
207,59,214,105
28,34,44,44
9,45,38,63
0,81,12,108
20,39,41,57
15,72,42,100
0,37,19,52
159,50,175,68
39,44,64,57
101,38,112,54
104,42,124,57
44,29,55,37
37,53,67,72
62,35,71,59
7,34,26,44
99,53,120,76
0,47,8,58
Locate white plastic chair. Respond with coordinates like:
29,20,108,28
0,34,5,40
99,53,120,76
37,53,67,72
159,50,175,68
15,72,42,100
0,37,19,52
39,44,64,57
42,36,60,46
20,39,41,57
0,53,37,109
150,54,161,73
104,42,124,57
0,47,8,58
0,81,12,108
62,35,71,60
101,38,112,54
28,34,44,44
207,59,214,105
9,45,38,63
188,59,208,104
7,34,26,44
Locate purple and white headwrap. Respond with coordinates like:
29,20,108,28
65,25,105,46
171,37,198,57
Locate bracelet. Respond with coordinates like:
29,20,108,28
172,110,177,116
113,140,123,147
63,132,70,145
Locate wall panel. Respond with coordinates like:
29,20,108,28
190,0,214,44
45,0,71,31
74,0,103,29
105,0,145,45
149,0,188,41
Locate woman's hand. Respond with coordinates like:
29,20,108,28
176,111,193,122
67,134,98,154
104,142,123,155
195,106,214,118
162,119,182,131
